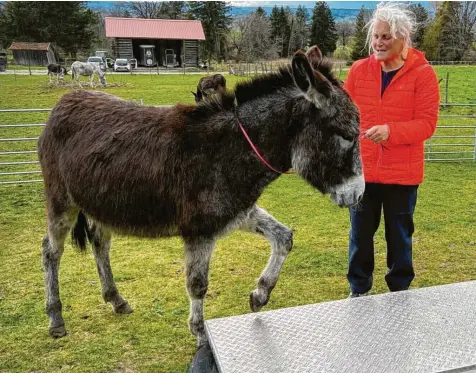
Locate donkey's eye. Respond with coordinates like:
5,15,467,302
335,135,354,148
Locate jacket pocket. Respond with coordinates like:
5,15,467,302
381,144,411,169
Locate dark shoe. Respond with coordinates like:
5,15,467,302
348,292,368,298
188,341,218,373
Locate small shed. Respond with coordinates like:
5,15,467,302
105,17,205,67
8,42,57,66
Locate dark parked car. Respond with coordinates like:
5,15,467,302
0,52,7,72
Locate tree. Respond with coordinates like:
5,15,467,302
288,5,310,52
188,2,232,62
336,20,354,47
270,6,292,57
438,2,463,60
409,3,429,49
0,1,99,57
350,6,371,61
109,3,132,18
229,10,277,62
255,6,266,18
159,2,188,19
309,1,337,56
422,2,476,61
126,1,162,18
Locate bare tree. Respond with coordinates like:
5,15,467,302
229,13,277,62
109,3,132,18
336,20,355,47
126,1,162,19
455,2,476,56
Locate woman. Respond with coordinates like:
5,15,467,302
344,3,439,297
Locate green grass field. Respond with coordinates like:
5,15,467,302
0,67,476,373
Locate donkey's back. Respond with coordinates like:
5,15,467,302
39,90,191,237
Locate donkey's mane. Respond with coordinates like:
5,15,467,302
189,58,336,119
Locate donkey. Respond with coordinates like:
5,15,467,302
38,46,364,346
47,64,68,83
192,73,226,103
71,61,106,88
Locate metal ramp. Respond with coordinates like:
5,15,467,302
205,281,476,373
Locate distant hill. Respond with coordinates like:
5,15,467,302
230,6,361,20
86,1,362,20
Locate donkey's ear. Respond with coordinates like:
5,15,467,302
292,51,333,103
306,45,323,70
292,51,316,93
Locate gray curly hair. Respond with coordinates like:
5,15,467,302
365,2,416,54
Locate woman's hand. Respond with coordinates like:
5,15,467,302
361,125,390,144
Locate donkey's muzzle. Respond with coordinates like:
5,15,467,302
330,174,365,207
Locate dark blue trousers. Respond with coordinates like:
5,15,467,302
347,183,418,294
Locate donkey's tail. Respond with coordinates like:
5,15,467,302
71,211,93,251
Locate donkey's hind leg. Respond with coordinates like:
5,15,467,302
43,208,78,338
241,205,293,312
91,224,132,314
184,237,216,346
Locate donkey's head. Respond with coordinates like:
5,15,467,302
99,74,107,87
192,89,203,103
290,46,364,207
95,66,107,87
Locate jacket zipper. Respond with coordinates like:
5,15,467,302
376,65,406,179
376,66,383,180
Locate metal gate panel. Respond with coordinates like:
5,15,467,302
205,281,476,373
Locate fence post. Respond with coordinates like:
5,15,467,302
474,123,476,161
427,137,431,161
445,72,449,104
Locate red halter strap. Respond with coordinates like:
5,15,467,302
235,113,295,175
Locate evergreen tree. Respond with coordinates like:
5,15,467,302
0,1,99,57
255,6,266,18
269,6,291,57
188,1,232,61
290,5,310,52
350,6,370,60
270,6,280,42
410,4,429,49
279,7,292,57
422,2,456,61
309,1,337,56
437,2,461,60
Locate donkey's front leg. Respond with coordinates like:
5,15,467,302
184,237,215,346
91,224,132,314
241,205,293,312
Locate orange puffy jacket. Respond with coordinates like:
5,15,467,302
344,48,439,185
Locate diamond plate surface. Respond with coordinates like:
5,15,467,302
205,281,476,373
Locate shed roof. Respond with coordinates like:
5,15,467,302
9,42,51,51
105,17,205,40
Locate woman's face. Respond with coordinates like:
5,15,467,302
371,20,404,61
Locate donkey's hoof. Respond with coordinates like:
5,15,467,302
114,302,133,314
49,324,67,338
249,290,268,312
